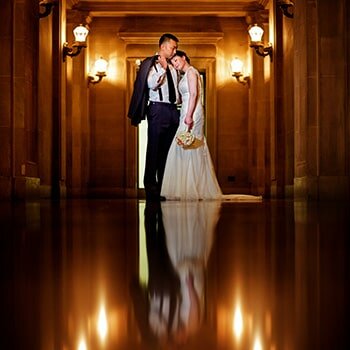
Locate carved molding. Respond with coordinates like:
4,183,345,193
257,0,270,7
67,0,80,9
72,1,266,17
119,32,224,45
66,9,92,24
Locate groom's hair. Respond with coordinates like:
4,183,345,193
159,33,179,47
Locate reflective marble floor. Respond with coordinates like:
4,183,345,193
0,199,347,350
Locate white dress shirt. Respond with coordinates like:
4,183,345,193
147,61,179,104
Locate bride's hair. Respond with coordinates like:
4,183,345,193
174,50,190,64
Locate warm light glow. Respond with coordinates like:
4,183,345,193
97,304,108,342
233,305,243,340
231,58,244,74
73,24,89,43
253,336,263,350
94,58,108,74
138,202,149,283
248,24,264,43
77,337,87,350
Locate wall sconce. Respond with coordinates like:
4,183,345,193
39,0,57,18
88,57,108,85
248,24,273,62
63,24,89,61
277,0,294,18
231,58,250,86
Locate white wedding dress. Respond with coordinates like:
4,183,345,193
161,66,262,202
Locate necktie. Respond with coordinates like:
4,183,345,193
166,66,176,104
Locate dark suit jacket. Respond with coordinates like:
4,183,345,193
127,55,158,126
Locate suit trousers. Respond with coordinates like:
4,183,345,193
144,102,179,195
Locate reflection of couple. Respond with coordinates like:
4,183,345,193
128,33,261,201
130,200,221,347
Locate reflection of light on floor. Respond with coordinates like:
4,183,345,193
253,336,263,350
138,202,149,285
138,123,147,189
77,337,87,350
97,304,108,342
233,304,243,340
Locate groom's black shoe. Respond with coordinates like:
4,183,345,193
145,185,166,201
145,191,162,202
146,194,166,202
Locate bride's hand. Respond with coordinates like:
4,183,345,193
185,116,193,129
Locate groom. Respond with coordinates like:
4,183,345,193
128,33,180,201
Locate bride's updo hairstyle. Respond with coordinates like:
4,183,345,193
174,50,190,63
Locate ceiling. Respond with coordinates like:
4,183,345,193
69,0,270,17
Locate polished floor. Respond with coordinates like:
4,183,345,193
0,198,347,350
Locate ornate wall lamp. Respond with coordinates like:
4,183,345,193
248,24,273,62
88,57,108,85
39,0,58,18
63,24,89,61
277,0,294,18
231,58,250,86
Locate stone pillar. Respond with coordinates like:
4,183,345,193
249,50,269,196
10,0,40,199
294,0,349,200
274,4,295,198
0,0,62,200
65,13,90,198
248,12,273,197
0,0,13,198
38,1,54,198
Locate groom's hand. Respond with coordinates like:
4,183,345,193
158,55,168,70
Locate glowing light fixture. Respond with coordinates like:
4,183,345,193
231,58,250,86
63,24,89,61
39,0,57,18
88,57,108,85
277,0,294,18
248,24,273,61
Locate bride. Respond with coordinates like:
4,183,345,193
161,50,262,201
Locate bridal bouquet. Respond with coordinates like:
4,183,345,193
176,130,195,147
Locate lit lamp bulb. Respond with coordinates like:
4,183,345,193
231,58,249,86
73,24,89,43
88,57,108,85
248,24,264,44
231,58,243,75
63,24,89,60
94,58,108,75
248,23,273,60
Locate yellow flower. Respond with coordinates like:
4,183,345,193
176,131,195,147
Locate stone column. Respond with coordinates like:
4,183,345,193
7,0,40,199
0,0,13,198
38,1,54,198
65,12,90,198
294,0,349,200
248,12,273,197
